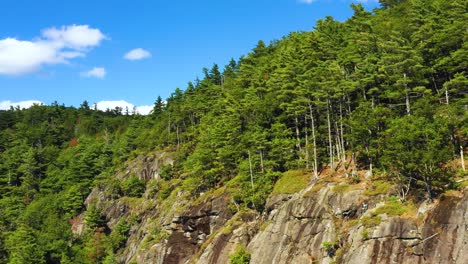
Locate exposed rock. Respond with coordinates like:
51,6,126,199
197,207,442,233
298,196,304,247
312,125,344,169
81,157,467,264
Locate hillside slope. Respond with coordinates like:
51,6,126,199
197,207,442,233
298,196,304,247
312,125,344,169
0,0,466,263
83,155,467,264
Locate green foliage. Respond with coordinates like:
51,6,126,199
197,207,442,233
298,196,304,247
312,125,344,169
361,215,382,228
381,115,454,198
363,180,392,196
0,0,466,261
120,175,146,197
373,196,407,216
332,183,350,194
231,170,280,212
84,204,106,229
322,241,339,257
159,164,174,180
5,225,45,264
271,170,309,195
361,228,370,240
229,245,251,264
108,219,131,251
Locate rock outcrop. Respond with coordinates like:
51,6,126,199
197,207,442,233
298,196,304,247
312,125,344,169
81,157,467,264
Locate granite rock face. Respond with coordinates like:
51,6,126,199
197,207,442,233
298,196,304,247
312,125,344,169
81,158,467,264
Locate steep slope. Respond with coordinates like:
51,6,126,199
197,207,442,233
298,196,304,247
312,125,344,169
83,157,467,264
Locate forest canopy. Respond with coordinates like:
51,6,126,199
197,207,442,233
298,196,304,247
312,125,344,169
0,0,466,263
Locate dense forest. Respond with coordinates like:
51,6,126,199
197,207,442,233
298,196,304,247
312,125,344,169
0,0,466,263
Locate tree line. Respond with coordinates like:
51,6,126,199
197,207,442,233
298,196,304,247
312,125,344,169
0,0,466,262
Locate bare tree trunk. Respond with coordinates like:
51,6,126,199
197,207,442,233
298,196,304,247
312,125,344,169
346,93,352,116
309,104,318,179
445,84,450,105
248,150,254,190
295,114,302,152
366,146,373,177
335,123,342,168
404,73,411,115
259,150,264,173
461,146,466,172
339,102,346,164
327,100,334,169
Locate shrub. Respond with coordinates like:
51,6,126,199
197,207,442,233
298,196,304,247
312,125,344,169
363,180,391,196
332,183,350,193
322,241,339,257
121,175,146,197
84,204,106,229
229,245,251,264
271,170,309,195
361,215,381,227
373,196,406,216
108,219,130,251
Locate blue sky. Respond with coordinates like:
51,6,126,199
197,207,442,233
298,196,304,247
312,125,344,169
0,0,380,114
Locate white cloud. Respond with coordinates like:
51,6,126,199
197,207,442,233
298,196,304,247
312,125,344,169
124,48,151,60
81,67,106,78
0,100,43,110
42,25,106,50
0,99,152,115
94,100,152,115
136,105,153,115
0,25,105,75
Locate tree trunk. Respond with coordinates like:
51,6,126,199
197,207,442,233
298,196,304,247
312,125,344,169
248,150,254,190
461,146,465,172
309,104,318,179
445,84,450,105
259,150,264,173
404,73,411,115
327,100,334,169
335,123,342,168
339,102,346,164
295,114,302,152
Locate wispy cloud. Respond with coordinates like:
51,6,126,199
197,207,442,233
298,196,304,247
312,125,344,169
0,25,106,76
0,99,153,115
0,100,43,110
81,67,106,78
124,48,151,60
94,100,152,115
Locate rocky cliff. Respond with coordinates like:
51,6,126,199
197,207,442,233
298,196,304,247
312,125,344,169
80,154,467,264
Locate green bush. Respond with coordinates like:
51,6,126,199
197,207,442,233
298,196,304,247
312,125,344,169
363,180,391,196
229,245,250,264
322,241,339,257
271,170,309,195
159,164,174,180
84,204,106,229
121,175,146,197
361,215,381,227
108,219,130,251
158,181,174,200
332,183,350,193
373,196,406,216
